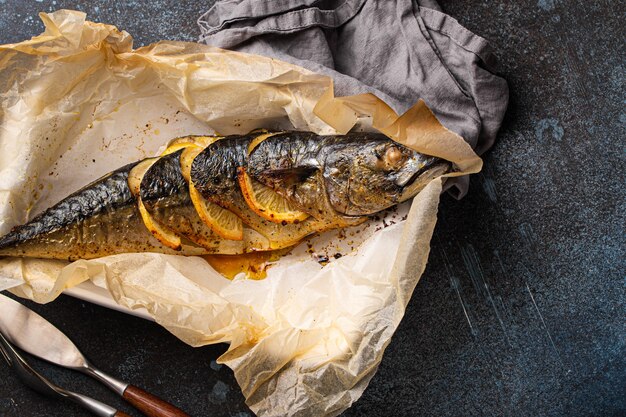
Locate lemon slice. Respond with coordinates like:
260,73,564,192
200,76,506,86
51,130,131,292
128,158,183,249
238,168,309,224
177,136,222,181
180,145,205,182
176,136,242,240
189,181,244,240
127,158,157,196
161,135,220,156
247,131,282,154
137,198,182,250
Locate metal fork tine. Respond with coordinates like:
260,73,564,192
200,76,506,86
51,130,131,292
0,331,120,417
0,332,60,398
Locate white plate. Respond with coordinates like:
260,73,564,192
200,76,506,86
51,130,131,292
64,282,153,321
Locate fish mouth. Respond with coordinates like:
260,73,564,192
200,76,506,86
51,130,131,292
398,162,451,202
394,155,441,188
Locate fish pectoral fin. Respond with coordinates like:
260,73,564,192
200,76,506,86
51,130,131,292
258,166,318,191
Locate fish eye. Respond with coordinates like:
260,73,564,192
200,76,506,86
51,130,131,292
384,146,404,166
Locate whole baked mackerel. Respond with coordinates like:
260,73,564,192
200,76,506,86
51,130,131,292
0,131,450,260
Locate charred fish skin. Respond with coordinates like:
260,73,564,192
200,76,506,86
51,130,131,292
139,148,269,254
190,133,333,248
139,149,210,248
190,134,249,214
246,132,382,216
0,162,138,259
248,131,322,174
140,150,189,205
0,161,205,260
248,132,450,216
247,132,390,179
247,131,336,218
139,149,201,241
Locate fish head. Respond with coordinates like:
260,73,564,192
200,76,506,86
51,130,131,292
323,137,449,216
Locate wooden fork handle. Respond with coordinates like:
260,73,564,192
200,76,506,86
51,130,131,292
115,412,133,417
122,384,191,417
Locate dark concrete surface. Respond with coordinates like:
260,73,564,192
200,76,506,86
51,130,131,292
0,1,624,416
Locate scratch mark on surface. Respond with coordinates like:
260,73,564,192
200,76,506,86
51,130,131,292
461,244,486,298
519,223,537,248
436,233,476,336
564,54,589,100
461,244,512,347
522,267,564,367
493,251,513,322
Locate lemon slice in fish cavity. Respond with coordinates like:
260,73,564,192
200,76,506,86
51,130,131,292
189,181,244,241
161,135,221,156
137,198,182,250
128,158,183,250
179,143,244,241
238,168,309,224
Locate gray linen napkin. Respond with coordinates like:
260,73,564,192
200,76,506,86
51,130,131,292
198,0,508,198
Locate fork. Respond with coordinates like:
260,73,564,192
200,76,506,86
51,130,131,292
0,331,131,417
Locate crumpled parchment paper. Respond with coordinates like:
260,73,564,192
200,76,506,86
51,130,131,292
0,10,482,417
